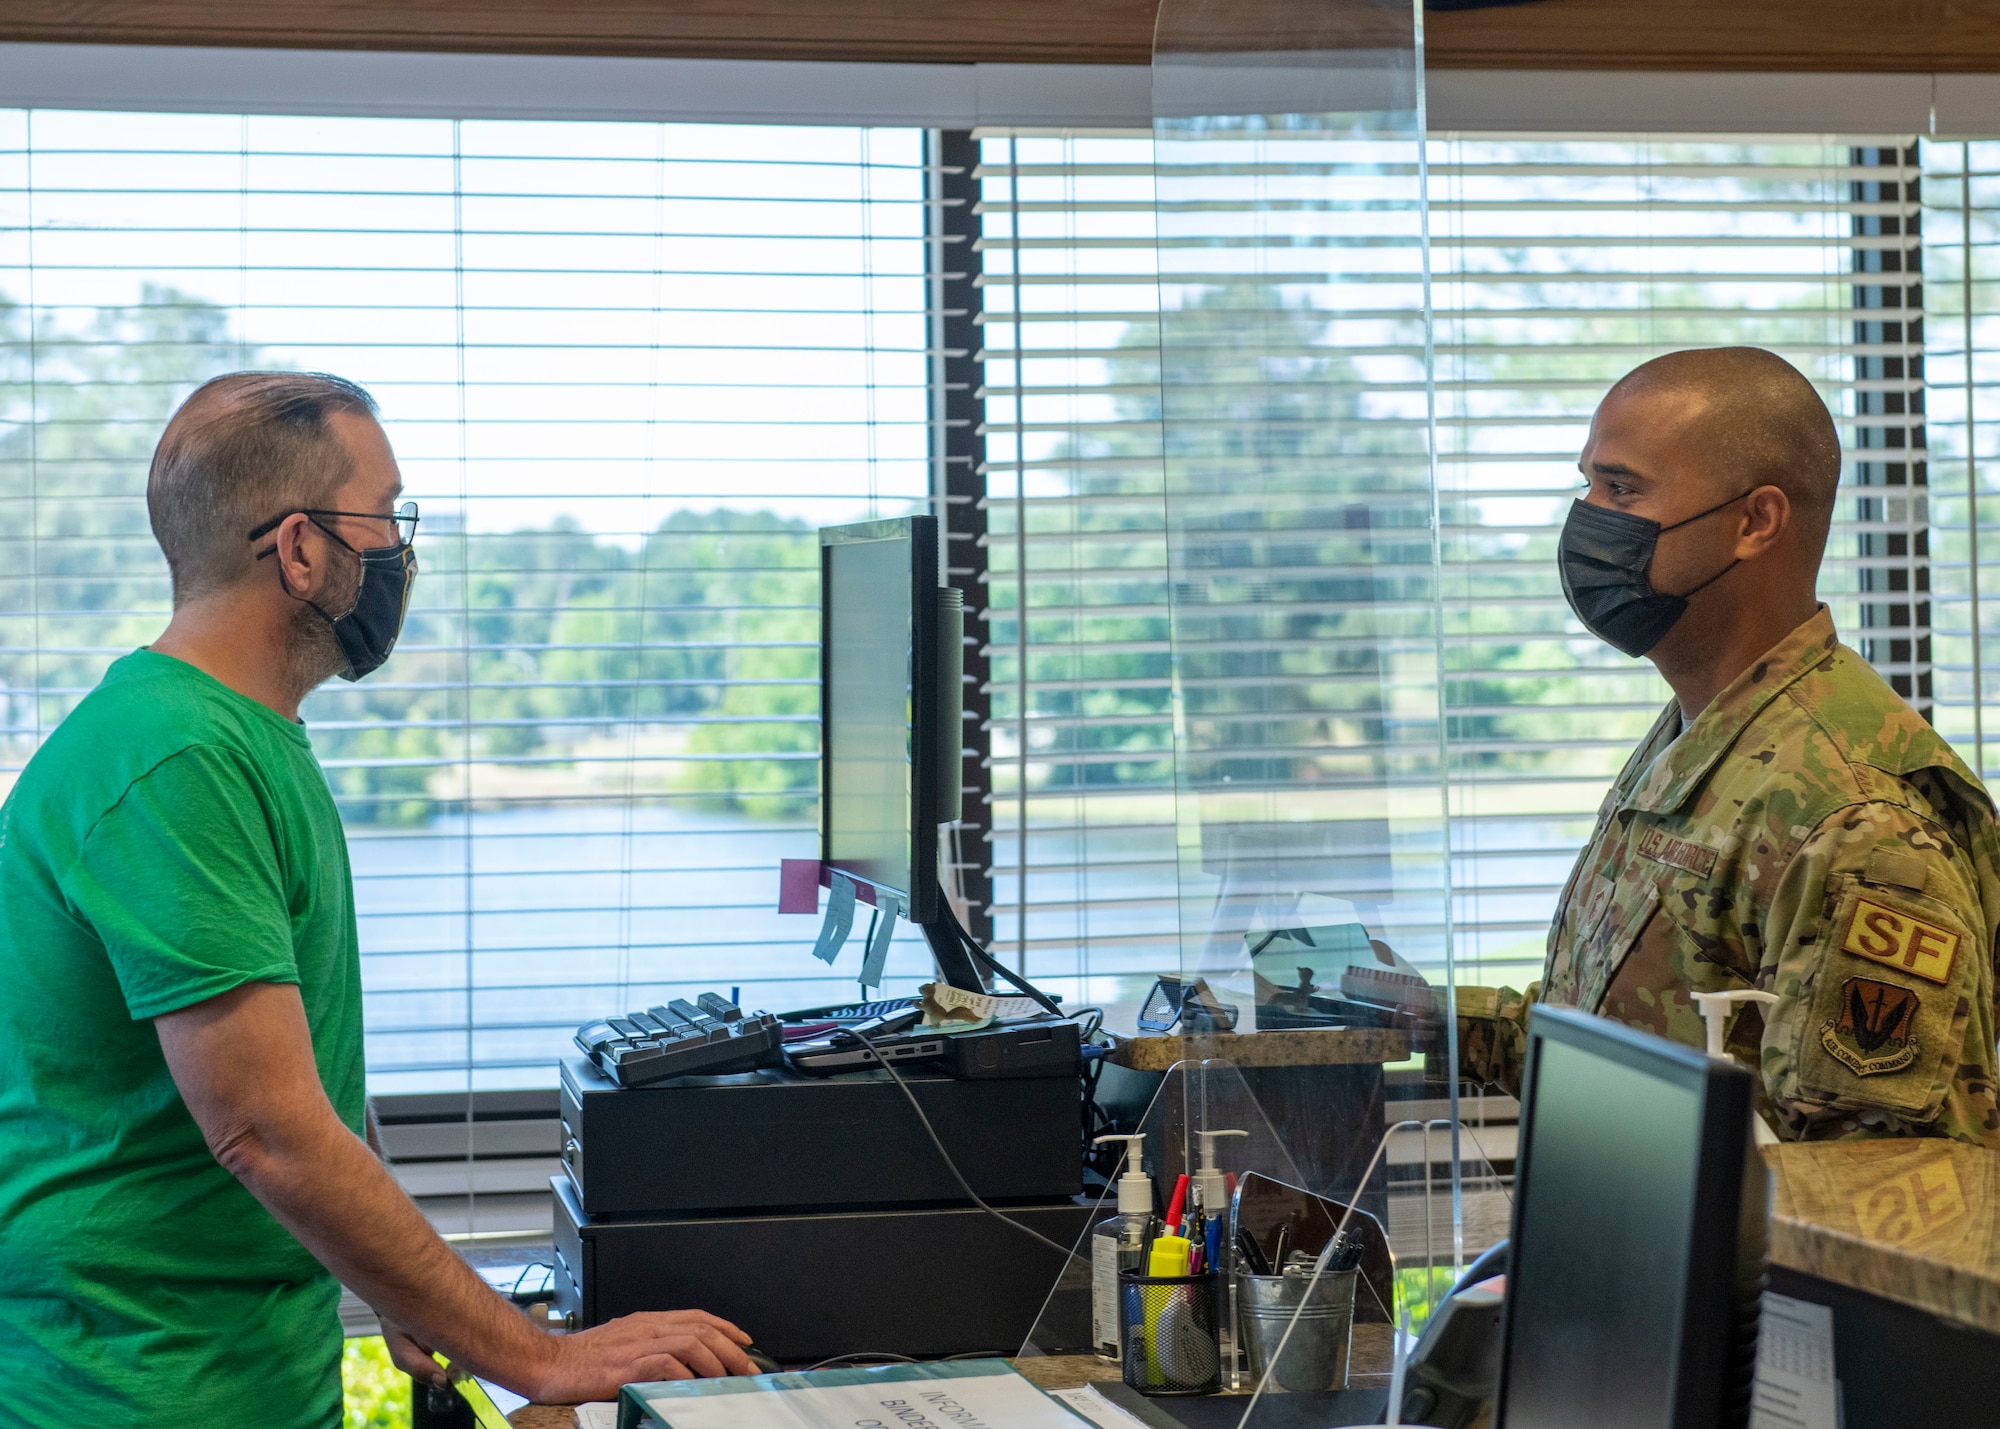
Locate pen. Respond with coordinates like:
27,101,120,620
1205,1211,1222,1277
1235,1227,1269,1276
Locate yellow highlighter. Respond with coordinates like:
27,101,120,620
431,1351,516,1429
1141,1234,1193,1382
1146,1235,1192,1278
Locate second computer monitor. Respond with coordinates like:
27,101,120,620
820,516,948,923
1495,1005,1767,1429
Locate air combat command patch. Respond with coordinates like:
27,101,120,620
1820,976,1920,1077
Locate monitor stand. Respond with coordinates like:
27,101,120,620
922,915,988,994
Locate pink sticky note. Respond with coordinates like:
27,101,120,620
779,859,821,914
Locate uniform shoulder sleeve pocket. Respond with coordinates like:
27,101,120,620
1786,872,1977,1119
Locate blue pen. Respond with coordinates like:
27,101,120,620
1204,1210,1222,1276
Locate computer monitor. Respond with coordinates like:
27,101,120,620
819,516,954,926
1494,1005,1767,1429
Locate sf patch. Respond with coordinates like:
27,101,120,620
1820,977,1920,1076
1839,895,1960,985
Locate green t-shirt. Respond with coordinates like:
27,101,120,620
0,649,364,1428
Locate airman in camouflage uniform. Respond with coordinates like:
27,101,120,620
1459,607,2000,1145
1458,348,2000,1147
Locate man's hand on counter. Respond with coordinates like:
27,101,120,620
378,1308,754,1401
155,979,757,1402
523,1310,756,1401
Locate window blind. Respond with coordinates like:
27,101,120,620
0,109,939,1097
1921,138,1999,789
973,130,1178,999
973,128,1932,999
1431,134,1925,989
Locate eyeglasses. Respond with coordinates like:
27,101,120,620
248,501,419,553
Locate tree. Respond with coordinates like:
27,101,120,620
0,288,827,828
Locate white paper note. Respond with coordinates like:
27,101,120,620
920,981,1044,1026
1050,1385,1154,1429
1750,1291,1839,1429
627,1361,1088,1429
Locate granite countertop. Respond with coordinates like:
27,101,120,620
1106,1026,1412,1071
1764,1138,2000,1334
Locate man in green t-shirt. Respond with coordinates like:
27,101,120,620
0,373,754,1426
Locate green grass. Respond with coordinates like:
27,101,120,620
343,1337,412,1429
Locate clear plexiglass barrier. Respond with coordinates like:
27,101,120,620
1017,1063,1508,1417
1017,0,1482,1419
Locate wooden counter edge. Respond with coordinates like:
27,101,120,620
1107,1025,1411,1071
1769,1208,2000,1336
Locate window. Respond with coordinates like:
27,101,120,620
974,128,1965,1001
6,110,1993,1101
0,110,937,1095
973,130,1177,997
1921,138,1998,789
1430,134,1924,990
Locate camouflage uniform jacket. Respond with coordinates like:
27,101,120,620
1458,607,2000,1146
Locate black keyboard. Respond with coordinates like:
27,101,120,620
575,993,782,1088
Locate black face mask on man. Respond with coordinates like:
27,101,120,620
1557,488,1751,658
250,511,419,681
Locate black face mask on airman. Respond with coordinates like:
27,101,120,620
1557,489,1750,658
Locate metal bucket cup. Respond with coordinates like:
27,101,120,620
1235,1266,1357,1392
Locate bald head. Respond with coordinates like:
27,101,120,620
1604,347,1842,555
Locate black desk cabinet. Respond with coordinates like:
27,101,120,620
558,1056,1084,1217
553,1176,1097,1361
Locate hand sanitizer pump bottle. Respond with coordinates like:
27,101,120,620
1190,1129,1247,1378
1691,989,1781,1145
1090,1133,1153,1360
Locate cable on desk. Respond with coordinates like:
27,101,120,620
508,1262,555,1302
805,1353,920,1371
844,1027,1075,1259
934,902,1064,1017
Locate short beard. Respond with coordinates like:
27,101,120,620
279,554,361,704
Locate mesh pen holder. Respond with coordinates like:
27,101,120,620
1119,1271,1222,1396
